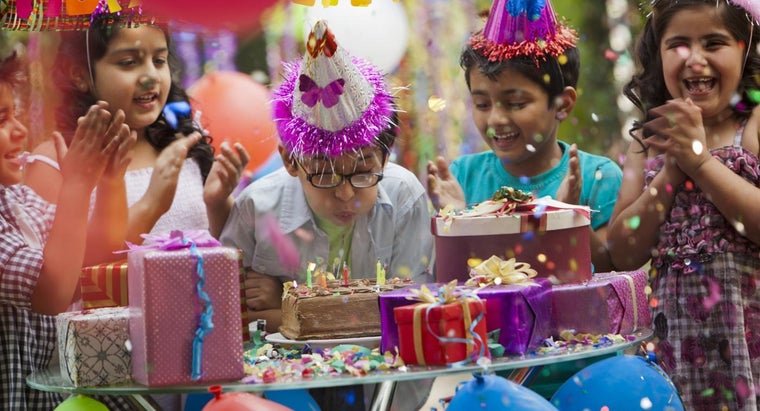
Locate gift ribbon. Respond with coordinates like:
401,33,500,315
190,241,214,381
621,273,639,331
408,283,487,366
465,255,539,287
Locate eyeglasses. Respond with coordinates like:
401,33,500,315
296,160,384,189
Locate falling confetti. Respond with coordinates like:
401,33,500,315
428,95,447,112
627,215,641,230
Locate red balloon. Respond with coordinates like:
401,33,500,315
202,386,293,411
189,71,279,174
142,0,278,32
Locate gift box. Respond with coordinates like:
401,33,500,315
394,294,488,365
433,201,591,284
551,270,651,335
128,231,245,386
80,261,129,309
56,306,131,387
381,279,552,356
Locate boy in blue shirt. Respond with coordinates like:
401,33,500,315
427,0,622,273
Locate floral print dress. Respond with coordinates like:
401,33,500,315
646,128,760,411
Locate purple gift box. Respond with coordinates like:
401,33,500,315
551,270,651,335
379,279,552,356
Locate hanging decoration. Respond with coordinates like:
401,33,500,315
1,0,145,31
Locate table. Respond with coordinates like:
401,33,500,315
28,328,653,410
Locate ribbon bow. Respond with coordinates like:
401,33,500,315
306,29,338,58
465,255,539,287
299,74,345,108
162,101,192,130
407,280,460,305
124,229,221,252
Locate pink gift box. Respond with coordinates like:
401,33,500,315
551,270,651,335
128,245,244,386
433,205,591,284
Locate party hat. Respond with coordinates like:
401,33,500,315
271,19,395,159
469,0,577,63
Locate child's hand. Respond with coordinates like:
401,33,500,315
556,143,582,204
101,109,136,183
242,271,283,311
644,98,711,176
56,103,123,190
203,141,250,208
427,156,465,210
145,132,202,214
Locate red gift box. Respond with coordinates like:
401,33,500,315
394,299,488,365
80,261,129,309
433,200,591,284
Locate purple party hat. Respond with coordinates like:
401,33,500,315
271,19,395,160
469,0,577,63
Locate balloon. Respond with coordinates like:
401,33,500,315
447,373,558,411
189,71,279,174
142,1,278,33
303,1,410,74
54,395,108,411
550,355,685,411
264,389,321,411
202,386,294,411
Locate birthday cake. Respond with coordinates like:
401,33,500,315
433,187,593,284
279,278,410,341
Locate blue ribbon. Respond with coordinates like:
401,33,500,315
506,0,546,21
162,101,192,130
190,241,214,381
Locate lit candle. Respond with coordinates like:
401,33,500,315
342,263,349,286
306,262,315,287
318,272,327,288
376,259,386,286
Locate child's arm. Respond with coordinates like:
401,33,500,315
23,140,62,203
125,132,202,243
607,138,684,270
426,156,465,210
243,271,283,334
203,141,249,238
32,105,124,314
84,109,136,265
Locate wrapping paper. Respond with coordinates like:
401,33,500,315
56,307,131,387
551,270,651,335
80,261,129,309
381,279,552,356
432,207,591,284
128,235,244,386
394,298,487,365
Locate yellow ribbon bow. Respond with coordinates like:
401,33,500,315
465,255,539,287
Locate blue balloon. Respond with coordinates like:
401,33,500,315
447,373,558,411
551,355,684,411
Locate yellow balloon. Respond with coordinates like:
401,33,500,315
55,395,109,411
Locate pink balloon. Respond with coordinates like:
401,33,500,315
202,386,294,411
142,0,278,32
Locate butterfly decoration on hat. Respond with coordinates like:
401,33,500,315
271,19,395,160
468,0,577,63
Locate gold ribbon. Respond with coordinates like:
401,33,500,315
465,255,539,287
411,299,477,365
621,274,639,330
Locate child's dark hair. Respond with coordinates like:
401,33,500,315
0,51,26,89
623,0,760,148
459,44,580,106
52,14,214,180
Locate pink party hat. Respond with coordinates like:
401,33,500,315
271,19,395,159
469,0,577,63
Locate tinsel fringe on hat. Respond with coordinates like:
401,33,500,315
468,24,578,63
272,57,395,159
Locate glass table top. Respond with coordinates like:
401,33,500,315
28,328,652,395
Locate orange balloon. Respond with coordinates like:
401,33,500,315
189,71,279,174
